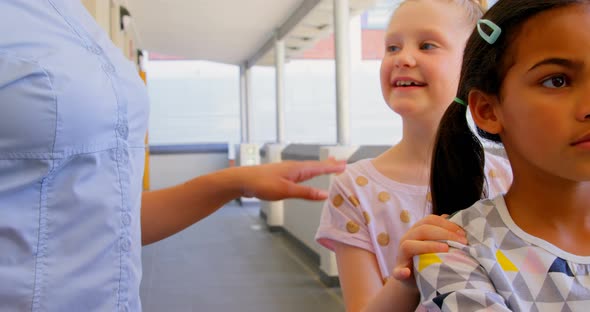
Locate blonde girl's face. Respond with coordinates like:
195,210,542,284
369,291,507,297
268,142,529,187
379,0,472,121
493,4,590,183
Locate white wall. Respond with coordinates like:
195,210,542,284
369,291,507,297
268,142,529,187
149,153,228,190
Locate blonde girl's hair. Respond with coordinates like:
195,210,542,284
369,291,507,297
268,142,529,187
396,0,488,25
457,0,488,24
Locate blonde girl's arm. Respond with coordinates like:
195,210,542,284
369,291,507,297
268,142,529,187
334,242,421,312
362,215,468,312
335,217,467,312
333,242,387,312
355,215,467,312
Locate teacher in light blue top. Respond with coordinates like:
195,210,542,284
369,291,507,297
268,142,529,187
0,1,346,311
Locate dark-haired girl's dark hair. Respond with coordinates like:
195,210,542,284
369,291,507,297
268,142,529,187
430,0,586,216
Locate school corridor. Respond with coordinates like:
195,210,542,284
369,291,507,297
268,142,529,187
140,202,344,312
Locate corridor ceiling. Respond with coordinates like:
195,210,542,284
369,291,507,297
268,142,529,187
124,0,377,66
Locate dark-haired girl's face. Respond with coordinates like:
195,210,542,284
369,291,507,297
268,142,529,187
495,4,590,183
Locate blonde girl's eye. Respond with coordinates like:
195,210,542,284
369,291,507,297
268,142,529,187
420,42,437,50
386,45,400,53
541,75,569,88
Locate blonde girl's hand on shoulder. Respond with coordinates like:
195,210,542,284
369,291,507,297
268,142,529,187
392,214,467,287
335,243,431,312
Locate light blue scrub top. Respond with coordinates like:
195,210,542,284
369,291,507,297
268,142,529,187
0,1,149,311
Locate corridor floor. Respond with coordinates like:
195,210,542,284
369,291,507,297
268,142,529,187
140,201,344,312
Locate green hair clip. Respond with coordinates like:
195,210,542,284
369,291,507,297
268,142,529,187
477,19,502,45
454,97,467,106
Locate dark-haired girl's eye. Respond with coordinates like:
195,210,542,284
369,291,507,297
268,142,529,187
541,75,569,88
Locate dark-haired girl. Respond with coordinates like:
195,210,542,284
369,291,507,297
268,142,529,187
415,0,590,310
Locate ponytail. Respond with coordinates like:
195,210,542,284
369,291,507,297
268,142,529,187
430,102,486,216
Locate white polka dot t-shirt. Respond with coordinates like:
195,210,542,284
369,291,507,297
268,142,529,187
315,152,512,281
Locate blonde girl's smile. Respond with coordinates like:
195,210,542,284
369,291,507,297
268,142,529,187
380,0,471,116
391,76,428,91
